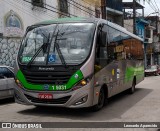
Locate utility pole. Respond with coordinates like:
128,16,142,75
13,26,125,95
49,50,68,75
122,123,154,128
101,0,106,19
133,0,136,34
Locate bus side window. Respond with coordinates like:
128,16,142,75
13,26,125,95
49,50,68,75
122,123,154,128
95,25,108,72
107,26,118,62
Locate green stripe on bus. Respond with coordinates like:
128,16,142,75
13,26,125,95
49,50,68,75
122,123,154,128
125,66,144,82
16,69,83,91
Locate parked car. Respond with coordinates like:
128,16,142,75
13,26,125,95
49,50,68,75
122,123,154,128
145,65,160,76
0,66,15,100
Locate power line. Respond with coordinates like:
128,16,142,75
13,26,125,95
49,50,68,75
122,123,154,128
4,0,46,21
70,0,96,13
42,1,77,17
68,0,96,17
146,0,158,12
153,0,160,16
24,0,97,18
138,0,160,16
13,0,58,19
153,0,160,11
146,0,160,17
81,0,101,8
150,0,158,11
23,0,77,17
9,0,60,23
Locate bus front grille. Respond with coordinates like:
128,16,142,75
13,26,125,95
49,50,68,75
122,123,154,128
22,70,72,84
25,94,71,104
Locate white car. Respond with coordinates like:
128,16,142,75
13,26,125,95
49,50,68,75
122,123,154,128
145,65,160,76
0,66,15,100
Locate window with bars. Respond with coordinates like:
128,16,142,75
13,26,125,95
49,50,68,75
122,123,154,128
59,0,69,14
31,0,45,8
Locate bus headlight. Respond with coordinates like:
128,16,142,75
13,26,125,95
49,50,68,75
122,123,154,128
15,79,23,88
80,80,87,86
72,74,93,90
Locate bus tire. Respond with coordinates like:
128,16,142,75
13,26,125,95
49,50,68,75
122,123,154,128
92,87,105,111
128,79,136,94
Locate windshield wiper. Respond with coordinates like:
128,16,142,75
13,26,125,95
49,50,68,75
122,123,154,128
26,34,50,68
54,29,68,68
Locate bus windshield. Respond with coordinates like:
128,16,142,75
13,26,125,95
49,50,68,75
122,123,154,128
19,23,95,66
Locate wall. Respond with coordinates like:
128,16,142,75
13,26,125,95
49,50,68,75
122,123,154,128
0,37,21,67
107,13,123,26
124,19,133,33
69,0,97,18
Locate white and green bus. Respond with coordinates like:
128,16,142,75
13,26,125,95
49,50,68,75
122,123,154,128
14,17,144,110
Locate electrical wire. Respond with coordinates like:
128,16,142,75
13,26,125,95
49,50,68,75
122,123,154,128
4,0,47,21
68,0,96,17
23,0,77,17
153,0,160,16
153,0,160,11
146,0,158,13
13,0,58,19
150,0,158,11
145,0,160,17
70,0,96,13
81,0,101,8
5,0,99,25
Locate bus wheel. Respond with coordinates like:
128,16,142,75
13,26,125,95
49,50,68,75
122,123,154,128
128,79,136,94
92,87,105,111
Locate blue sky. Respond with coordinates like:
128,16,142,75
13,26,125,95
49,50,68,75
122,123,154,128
123,0,160,16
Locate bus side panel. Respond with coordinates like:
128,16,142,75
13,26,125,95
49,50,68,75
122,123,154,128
93,58,144,102
135,60,145,85
94,59,129,98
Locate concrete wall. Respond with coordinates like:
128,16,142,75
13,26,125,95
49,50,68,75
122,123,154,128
124,19,133,33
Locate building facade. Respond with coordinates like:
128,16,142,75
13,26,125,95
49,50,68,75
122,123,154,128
106,0,123,26
146,16,160,65
0,0,100,67
144,25,155,67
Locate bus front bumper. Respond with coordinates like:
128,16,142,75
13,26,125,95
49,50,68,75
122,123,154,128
14,84,95,108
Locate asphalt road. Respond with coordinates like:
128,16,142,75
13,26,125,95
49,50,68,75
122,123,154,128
0,76,160,131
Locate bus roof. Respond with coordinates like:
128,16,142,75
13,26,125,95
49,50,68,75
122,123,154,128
34,17,143,41
35,17,99,25
106,20,143,41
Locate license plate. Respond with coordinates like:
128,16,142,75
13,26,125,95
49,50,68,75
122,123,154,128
38,93,53,99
